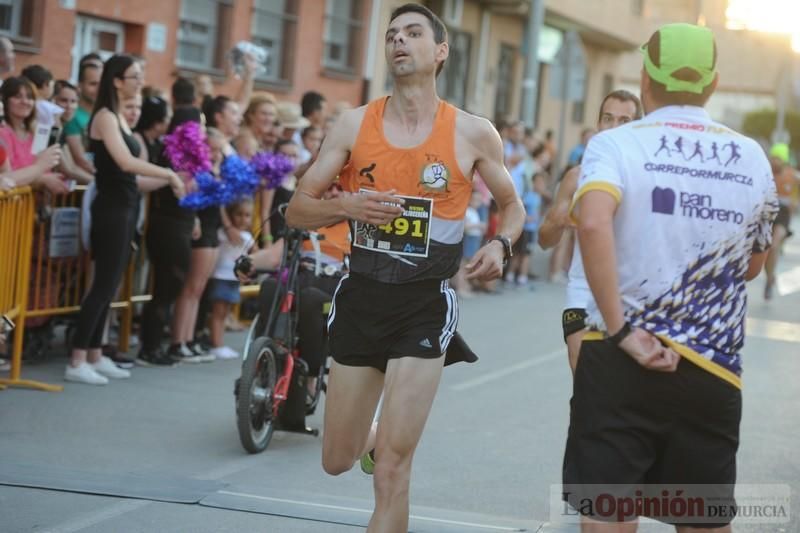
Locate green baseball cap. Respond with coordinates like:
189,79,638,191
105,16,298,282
641,23,716,94
770,143,790,163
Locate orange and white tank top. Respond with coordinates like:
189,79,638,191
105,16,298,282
339,97,472,283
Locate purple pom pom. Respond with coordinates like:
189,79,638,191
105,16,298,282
163,122,212,175
251,152,294,190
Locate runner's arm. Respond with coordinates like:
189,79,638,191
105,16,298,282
576,190,625,333
746,251,768,281
466,118,525,280
472,119,525,246
538,166,579,249
286,110,403,229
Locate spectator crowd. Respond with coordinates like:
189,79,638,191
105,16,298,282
1,34,794,384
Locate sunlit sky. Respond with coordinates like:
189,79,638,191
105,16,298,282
725,0,800,52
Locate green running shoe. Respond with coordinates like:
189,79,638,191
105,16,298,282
360,449,375,475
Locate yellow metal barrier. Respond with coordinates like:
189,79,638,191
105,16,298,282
24,186,140,353
0,187,62,392
0,185,148,392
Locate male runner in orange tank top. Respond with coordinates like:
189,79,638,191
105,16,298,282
286,4,524,531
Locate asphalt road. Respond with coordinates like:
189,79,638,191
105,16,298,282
2,238,799,532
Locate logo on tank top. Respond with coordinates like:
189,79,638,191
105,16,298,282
419,162,450,192
359,163,376,183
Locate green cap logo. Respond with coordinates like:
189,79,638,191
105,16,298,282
642,23,716,94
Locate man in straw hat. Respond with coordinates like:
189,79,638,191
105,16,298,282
563,23,778,530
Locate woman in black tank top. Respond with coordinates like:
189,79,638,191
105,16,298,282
68,55,185,385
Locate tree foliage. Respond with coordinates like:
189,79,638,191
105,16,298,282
741,108,800,150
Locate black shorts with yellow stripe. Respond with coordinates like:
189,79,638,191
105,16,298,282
563,338,741,527
561,308,588,341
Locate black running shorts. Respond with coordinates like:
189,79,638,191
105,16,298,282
561,308,588,341
563,338,741,527
327,273,458,372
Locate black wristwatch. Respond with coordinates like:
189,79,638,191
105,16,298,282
606,322,633,346
489,235,513,265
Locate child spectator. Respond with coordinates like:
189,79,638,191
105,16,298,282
21,65,63,155
207,198,255,359
521,172,548,282
299,125,323,165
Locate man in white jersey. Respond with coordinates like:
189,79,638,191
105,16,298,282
538,90,642,373
563,23,778,530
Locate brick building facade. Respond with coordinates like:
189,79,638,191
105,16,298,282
8,0,372,106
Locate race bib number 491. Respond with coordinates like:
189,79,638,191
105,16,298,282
353,191,432,258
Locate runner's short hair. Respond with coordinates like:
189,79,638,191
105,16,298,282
598,90,643,122
389,3,448,76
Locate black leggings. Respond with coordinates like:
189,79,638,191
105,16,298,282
258,272,340,375
72,202,137,350
139,214,194,352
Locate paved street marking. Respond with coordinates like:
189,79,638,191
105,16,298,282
35,459,260,533
38,499,150,533
777,265,800,296
746,317,800,343
218,490,526,531
450,349,564,391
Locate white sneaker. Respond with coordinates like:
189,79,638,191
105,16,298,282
65,363,109,385
92,356,131,379
210,346,239,360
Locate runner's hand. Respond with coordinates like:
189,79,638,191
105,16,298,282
465,240,505,281
341,189,404,225
619,328,680,372
0,176,14,191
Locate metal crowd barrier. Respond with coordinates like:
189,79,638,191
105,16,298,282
0,182,273,391
0,187,62,392
0,185,144,392
30,185,143,349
